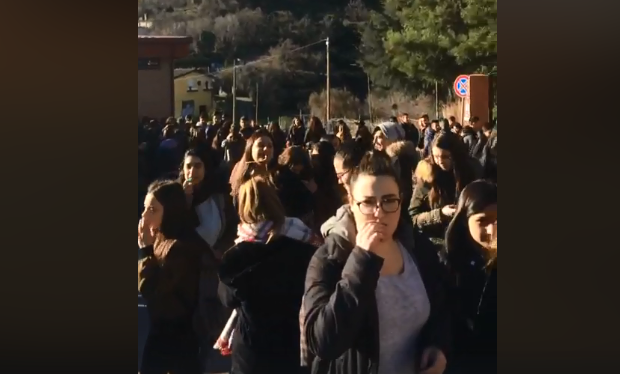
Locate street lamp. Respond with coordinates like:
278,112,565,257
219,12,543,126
232,58,241,125
326,38,330,122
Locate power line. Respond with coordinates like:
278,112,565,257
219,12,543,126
210,38,329,76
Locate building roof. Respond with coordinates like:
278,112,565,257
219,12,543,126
173,68,217,79
138,36,192,45
174,68,202,79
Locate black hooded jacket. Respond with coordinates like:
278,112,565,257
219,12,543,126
302,213,451,374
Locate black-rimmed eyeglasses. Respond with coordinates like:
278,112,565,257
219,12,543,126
353,198,402,215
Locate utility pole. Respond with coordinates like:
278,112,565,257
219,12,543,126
255,82,259,124
326,38,331,122
232,59,237,126
367,74,373,122
435,80,439,119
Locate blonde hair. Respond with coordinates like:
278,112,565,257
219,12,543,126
237,175,286,241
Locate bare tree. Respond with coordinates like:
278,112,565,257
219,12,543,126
309,89,363,120
367,91,434,121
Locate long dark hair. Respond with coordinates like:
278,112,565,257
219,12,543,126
148,180,193,243
230,130,274,197
445,180,498,268
178,146,226,204
427,133,475,206
336,138,367,171
307,117,326,138
312,140,337,181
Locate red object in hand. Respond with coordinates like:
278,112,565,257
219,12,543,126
215,338,232,356
220,346,232,356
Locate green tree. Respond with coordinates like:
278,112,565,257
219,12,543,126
346,0,425,95
381,0,497,98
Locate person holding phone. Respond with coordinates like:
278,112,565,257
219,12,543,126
409,133,478,255
302,151,451,374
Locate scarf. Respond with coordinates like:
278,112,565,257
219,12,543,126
235,217,323,247
215,217,323,356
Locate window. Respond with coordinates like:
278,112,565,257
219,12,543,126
138,58,160,70
187,79,198,92
181,101,195,118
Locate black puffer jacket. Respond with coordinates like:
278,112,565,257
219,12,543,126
218,237,317,374
302,213,451,374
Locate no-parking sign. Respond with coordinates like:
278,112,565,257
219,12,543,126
454,75,470,98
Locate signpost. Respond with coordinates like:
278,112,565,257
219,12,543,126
454,75,471,124
454,75,470,98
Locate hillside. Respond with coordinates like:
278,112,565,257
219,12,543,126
137,0,497,120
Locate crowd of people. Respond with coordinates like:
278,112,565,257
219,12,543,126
137,111,498,374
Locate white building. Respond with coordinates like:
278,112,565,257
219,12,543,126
138,19,152,35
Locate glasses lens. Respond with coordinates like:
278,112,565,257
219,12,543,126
383,199,401,213
359,199,401,215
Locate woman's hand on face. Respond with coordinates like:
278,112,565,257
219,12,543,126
183,180,194,206
420,347,447,374
138,219,156,249
183,179,194,196
356,221,386,253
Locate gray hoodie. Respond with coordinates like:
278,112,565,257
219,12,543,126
320,205,356,244
321,204,418,251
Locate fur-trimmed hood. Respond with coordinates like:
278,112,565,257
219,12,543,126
386,140,418,160
415,159,434,184
414,158,485,184
388,141,420,181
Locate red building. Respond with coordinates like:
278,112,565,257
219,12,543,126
138,36,192,119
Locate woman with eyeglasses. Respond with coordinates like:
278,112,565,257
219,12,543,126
302,151,450,374
332,139,368,203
